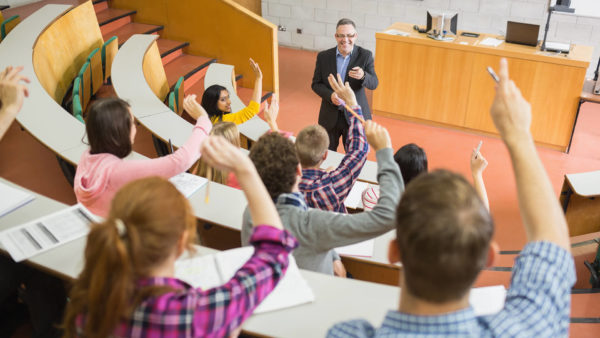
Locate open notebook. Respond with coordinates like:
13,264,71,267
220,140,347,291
175,247,315,313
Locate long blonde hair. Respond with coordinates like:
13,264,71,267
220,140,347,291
194,122,241,184
62,177,196,337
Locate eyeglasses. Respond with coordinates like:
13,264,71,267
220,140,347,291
335,33,356,39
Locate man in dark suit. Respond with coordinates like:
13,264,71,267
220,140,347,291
312,18,378,151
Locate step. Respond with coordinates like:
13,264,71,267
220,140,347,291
156,38,189,63
102,22,163,46
92,0,108,12
97,8,135,36
164,54,215,89
96,8,135,26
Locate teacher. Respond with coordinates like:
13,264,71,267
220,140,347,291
311,18,378,151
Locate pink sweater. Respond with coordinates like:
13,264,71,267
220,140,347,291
74,116,212,217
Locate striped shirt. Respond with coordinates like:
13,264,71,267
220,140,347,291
327,241,575,337
77,225,297,337
300,106,369,213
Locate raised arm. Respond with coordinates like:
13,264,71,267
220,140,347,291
490,58,569,251
0,66,29,139
249,58,263,106
263,96,279,132
200,136,282,229
471,149,489,210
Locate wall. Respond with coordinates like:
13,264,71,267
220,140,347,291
263,0,600,77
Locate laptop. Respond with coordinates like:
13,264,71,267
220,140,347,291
505,21,540,47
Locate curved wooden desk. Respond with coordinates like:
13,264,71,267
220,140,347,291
112,34,247,233
0,5,86,165
374,22,593,152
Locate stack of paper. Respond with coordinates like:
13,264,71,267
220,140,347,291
176,247,315,313
344,181,371,209
383,29,410,37
0,205,96,262
0,182,35,217
336,239,375,258
169,172,208,198
479,37,504,47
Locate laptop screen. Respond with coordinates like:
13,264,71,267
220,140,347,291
505,21,540,47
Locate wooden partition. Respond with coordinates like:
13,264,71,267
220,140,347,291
109,0,278,93
142,40,169,100
33,1,103,102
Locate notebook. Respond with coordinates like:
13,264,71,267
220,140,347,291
169,173,208,198
175,246,315,313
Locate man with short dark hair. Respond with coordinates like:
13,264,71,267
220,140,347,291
242,74,402,275
312,18,378,151
327,59,574,337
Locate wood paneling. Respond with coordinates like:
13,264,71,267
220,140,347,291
374,22,592,151
110,0,278,93
232,0,261,16
142,40,169,101
32,1,103,102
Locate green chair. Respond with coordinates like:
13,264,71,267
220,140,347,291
168,92,176,113
72,93,84,123
173,76,184,116
86,48,103,95
78,61,91,110
0,14,19,40
101,36,118,82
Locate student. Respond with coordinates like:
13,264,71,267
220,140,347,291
241,73,403,275
74,97,211,217
362,143,427,211
0,66,29,139
296,93,368,213
63,136,297,337
328,58,573,337
186,58,263,125
186,96,280,189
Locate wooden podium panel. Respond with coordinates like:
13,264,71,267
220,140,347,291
560,171,600,237
374,22,593,151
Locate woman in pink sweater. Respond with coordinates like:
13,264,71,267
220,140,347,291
74,98,212,217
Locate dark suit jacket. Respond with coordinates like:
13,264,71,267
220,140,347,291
311,45,378,129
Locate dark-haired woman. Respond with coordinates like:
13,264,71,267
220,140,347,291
187,58,263,124
73,97,211,217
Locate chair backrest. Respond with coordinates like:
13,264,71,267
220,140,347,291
87,48,103,96
168,91,176,113
1,15,20,40
101,36,118,82
72,93,84,123
174,76,184,116
78,61,91,110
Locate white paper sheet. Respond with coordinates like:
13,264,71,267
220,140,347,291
383,29,410,37
479,37,504,47
469,285,507,316
0,181,35,217
0,205,95,262
169,173,208,198
344,181,370,209
175,246,315,313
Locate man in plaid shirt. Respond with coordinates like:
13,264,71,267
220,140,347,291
328,59,575,337
296,94,368,214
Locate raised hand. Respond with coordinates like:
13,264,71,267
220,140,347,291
249,58,263,79
327,73,357,107
183,94,208,120
364,120,392,151
489,58,532,147
470,148,488,175
264,96,279,131
0,66,30,112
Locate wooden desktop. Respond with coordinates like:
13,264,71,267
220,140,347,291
374,22,593,152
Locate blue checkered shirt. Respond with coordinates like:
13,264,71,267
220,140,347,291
327,241,575,337
300,106,368,213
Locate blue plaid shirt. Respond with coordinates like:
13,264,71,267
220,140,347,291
327,241,575,337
